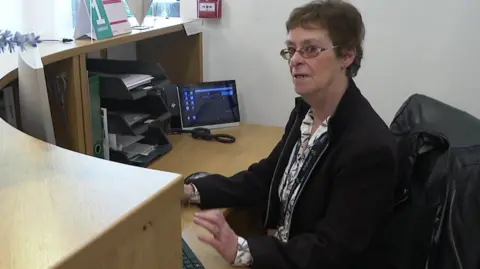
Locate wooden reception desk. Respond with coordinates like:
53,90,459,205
0,16,286,269
0,18,202,269
0,119,284,269
0,117,183,269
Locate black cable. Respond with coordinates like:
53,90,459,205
39,38,74,43
171,127,236,144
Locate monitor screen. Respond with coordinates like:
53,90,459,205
178,80,240,129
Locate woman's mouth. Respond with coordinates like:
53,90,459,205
293,74,310,80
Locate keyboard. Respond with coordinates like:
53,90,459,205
183,238,205,269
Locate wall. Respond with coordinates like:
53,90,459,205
0,0,73,38
354,0,480,124
8,0,476,127
23,0,73,38
181,0,480,127
182,0,305,126
0,0,23,32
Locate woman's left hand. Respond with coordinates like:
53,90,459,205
193,209,238,263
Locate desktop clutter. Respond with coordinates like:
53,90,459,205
86,58,241,167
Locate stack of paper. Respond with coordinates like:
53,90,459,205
120,74,154,90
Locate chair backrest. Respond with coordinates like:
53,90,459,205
428,145,480,269
384,93,480,269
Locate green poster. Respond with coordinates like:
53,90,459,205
86,0,114,40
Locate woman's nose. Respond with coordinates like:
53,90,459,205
289,51,304,67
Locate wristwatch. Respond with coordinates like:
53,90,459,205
189,184,201,203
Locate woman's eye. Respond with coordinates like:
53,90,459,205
304,46,318,53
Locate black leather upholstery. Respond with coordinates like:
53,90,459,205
430,146,480,269
391,94,480,147
387,94,480,269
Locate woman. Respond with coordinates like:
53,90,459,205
183,1,397,268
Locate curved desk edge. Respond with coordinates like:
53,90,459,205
0,117,185,269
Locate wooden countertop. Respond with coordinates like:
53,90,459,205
150,124,284,177
0,17,201,89
151,123,284,227
0,118,182,269
150,123,284,269
0,118,284,269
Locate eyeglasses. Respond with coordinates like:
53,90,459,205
280,45,337,60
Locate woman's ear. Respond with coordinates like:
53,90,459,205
342,48,356,69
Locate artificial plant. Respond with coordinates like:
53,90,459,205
0,30,40,54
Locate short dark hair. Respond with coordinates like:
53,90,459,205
286,0,365,77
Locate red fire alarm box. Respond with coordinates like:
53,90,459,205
197,0,222,19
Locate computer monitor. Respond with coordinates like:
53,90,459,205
18,47,56,144
177,80,240,130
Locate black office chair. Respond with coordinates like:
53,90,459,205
385,94,480,269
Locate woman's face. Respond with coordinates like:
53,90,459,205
286,27,348,96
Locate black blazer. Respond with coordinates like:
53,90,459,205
193,79,398,269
